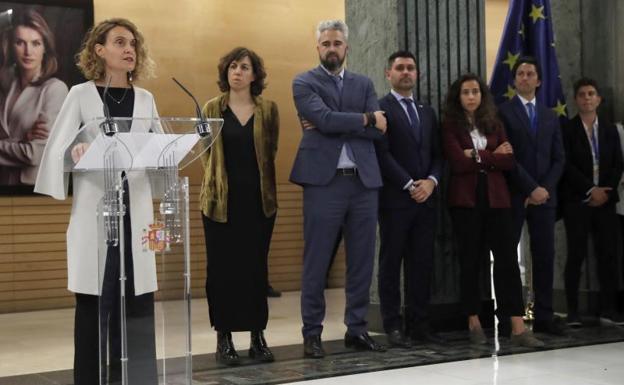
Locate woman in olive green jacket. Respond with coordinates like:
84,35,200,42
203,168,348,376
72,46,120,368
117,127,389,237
200,47,278,366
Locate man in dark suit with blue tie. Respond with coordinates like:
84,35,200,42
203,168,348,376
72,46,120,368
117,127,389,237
290,20,387,358
498,56,566,336
376,51,442,347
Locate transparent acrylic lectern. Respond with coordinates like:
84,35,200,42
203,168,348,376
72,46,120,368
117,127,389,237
62,116,223,385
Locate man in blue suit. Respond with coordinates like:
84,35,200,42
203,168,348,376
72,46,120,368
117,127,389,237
290,19,387,358
498,56,566,336
376,51,442,347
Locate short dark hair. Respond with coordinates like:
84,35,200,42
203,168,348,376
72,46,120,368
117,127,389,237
511,56,542,81
387,50,417,69
217,47,267,96
573,77,601,97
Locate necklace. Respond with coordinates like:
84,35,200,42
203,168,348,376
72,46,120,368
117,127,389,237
107,87,129,104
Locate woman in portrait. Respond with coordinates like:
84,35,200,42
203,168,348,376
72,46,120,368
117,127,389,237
0,8,68,186
200,46,279,365
35,18,159,385
443,73,543,348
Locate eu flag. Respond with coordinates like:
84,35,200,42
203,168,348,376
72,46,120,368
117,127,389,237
490,0,567,120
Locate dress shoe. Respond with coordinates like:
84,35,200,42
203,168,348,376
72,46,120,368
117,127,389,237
303,335,325,358
386,329,412,348
344,332,386,352
469,327,487,345
566,313,583,328
216,331,240,366
267,285,282,298
533,318,566,336
510,330,545,348
600,312,624,325
410,326,446,344
249,331,274,362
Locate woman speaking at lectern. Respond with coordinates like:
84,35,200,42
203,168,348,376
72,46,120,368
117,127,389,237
35,18,160,385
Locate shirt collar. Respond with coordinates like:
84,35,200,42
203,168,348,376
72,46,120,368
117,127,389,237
517,93,536,106
391,89,414,103
320,65,344,80
581,116,599,132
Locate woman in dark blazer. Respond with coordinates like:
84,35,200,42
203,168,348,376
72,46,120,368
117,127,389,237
443,73,542,347
200,47,278,365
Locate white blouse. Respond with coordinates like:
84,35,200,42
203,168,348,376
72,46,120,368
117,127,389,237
470,127,487,150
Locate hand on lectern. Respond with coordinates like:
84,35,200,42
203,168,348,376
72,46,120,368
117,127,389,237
71,143,90,163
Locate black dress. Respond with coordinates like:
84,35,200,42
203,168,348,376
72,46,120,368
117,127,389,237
202,108,276,332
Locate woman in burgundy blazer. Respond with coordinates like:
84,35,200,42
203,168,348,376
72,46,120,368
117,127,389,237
443,73,542,347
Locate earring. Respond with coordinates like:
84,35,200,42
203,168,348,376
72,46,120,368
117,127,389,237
127,71,133,83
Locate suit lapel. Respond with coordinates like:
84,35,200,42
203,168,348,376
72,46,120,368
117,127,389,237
315,66,341,109
571,116,593,169
387,94,420,145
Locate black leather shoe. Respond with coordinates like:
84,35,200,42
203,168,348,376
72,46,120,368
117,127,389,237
216,331,240,366
303,335,325,358
249,331,274,362
410,327,446,344
533,318,566,336
386,329,412,348
344,332,386,352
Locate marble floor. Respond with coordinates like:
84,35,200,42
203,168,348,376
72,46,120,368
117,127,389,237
286,342,624,385
1,288,623,385
0,289,350,377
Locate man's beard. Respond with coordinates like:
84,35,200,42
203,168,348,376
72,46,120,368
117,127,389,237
320,53,345,72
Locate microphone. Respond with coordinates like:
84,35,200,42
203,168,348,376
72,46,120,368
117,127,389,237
171,77,212,139
100,77,119,136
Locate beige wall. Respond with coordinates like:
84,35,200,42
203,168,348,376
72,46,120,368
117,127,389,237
95,0,344,182
485,0,509,81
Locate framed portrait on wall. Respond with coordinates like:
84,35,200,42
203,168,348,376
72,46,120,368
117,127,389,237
0,0,93,195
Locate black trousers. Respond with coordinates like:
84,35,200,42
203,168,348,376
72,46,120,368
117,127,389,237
73,184,157,385
378,203,435,332
451,174,525,318
563,202,619,315
511,196,556,322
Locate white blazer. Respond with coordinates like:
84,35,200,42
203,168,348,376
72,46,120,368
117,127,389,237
0,77,68,185
35,81,160,295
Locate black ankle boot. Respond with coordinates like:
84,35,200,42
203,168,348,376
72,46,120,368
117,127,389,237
249,330,274,362
216,331,240,366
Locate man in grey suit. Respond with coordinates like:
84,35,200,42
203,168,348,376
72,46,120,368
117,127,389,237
290,19,387,358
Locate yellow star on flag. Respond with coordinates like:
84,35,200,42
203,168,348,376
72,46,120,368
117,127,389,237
529,4,546,23
552,100,567,117
503,85,517,100
503,51,520,71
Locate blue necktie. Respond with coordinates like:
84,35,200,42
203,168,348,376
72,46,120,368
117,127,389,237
590,127,599,162
402,98,421,142
331,74,355,162
526,102,537,137
332,75,343,94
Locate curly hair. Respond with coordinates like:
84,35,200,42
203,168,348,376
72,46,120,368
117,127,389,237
217,47,266,96
0,8,58,86
443,73,500,135
76,18,154,82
